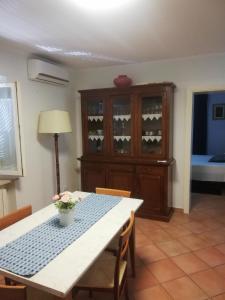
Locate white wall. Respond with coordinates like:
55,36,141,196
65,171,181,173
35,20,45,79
0,46,77,212
73,53,225,209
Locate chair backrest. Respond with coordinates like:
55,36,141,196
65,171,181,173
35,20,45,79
96,187,131,198
0,205,32,230
0,284,27,300
114,211,134,292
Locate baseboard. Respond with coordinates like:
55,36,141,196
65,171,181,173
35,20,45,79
173,207,184,213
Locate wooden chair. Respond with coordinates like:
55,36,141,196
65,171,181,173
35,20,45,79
0,284,56,300
96,188,135,277
0,206,32,286
0,206,59,300
0,205,32,231
0,284,27,300
75,211,134,300
96,187,131,198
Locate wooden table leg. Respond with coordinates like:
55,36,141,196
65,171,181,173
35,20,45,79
54,291,73,300
129,217,136,278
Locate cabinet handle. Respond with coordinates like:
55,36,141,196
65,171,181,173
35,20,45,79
157,160,168,163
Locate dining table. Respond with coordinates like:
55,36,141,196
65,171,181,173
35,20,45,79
0,191,143,299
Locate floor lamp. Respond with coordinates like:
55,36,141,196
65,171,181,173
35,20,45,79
38,110,72,194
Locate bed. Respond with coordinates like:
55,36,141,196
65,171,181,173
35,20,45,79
192,155,225,182
191,155,225,194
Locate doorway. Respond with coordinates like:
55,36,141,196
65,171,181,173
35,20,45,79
183,86,225,214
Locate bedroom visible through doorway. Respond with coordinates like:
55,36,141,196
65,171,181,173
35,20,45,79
191,91,225,211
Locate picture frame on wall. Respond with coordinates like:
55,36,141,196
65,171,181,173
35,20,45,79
213,104,225,120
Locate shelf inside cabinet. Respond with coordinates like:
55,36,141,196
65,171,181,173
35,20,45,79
113,115,131,121
142,113,162,121
142,136,162,142
88,135,104,141
113,136,131,141
88,116,103,122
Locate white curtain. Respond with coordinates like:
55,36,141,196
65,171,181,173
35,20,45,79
0,87,17,170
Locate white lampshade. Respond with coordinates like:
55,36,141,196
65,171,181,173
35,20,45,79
38,110,72,134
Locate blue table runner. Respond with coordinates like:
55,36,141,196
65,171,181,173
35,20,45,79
0,193,121,277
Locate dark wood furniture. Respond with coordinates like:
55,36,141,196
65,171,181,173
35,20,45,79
95,187,135,278
0,205,32,230
78,83,175,221
96,187,131,198
0,284,27,300
75,212,134,300
0,206,32,299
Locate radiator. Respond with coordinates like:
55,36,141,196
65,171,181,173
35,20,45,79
0,188,8,217
0,189,4,217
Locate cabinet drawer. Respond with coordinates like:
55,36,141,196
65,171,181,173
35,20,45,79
109,164,134,172
136,165,165,175
107,164,135,194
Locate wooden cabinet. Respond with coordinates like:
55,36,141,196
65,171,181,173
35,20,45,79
136,165,173,221
81,162,106,192
78,83,175,221
107,164,135,193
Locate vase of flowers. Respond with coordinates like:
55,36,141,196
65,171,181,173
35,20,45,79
52,191,80,226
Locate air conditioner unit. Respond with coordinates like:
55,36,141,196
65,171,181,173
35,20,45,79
28,59,69,86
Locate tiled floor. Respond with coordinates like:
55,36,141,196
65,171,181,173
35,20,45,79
74,193,225,300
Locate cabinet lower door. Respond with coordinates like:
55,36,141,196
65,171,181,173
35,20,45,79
136,166,166,219
107,164,135,195
81,163,106,192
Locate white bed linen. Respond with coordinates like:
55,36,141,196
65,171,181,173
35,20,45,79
192,155,225,182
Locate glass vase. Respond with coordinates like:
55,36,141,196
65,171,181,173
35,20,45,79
58,208,75,226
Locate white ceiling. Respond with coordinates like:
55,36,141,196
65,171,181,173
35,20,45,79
0,0,225,68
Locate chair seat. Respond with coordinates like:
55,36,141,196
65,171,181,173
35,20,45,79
77,252,127,289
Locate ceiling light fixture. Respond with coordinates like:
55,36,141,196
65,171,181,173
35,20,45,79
36,45,62,53
71,0,132,11
64,51,92,57
64,50,134,63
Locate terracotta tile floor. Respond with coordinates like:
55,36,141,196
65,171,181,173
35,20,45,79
75,193,225,300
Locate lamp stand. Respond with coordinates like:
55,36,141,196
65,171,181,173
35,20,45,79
54,133,60,194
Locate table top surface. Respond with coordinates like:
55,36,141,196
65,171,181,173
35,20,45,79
0,191,143,298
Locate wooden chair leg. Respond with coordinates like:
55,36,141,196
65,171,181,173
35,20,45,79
125,282,129,300
114,288,119,300
89,290,93,298
72,287,79,298
129,220,136,278
54,292,73,300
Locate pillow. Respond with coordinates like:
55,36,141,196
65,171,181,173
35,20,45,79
209,154,225,162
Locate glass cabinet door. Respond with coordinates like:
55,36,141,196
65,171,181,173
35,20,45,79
141,96,163,155
87,99,104,154
112,97,132,155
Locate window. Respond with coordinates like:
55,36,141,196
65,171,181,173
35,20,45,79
0,82,23,177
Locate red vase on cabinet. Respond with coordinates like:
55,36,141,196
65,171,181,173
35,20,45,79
113,75,132,88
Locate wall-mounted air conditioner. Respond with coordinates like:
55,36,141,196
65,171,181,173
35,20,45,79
28,59,69,86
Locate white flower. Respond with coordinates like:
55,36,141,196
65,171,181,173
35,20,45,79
53,191,81,210
52,194,60,201
60,194,70,203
